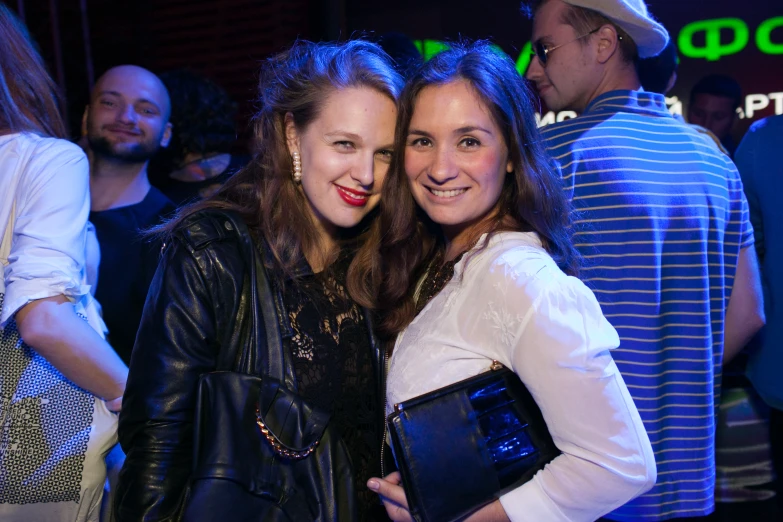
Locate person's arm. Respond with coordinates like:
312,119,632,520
3,139,127,402
734,123,765,263
370,265,655,522
15,296,127,401
723,246,765,363
496,270,656,521
115,239,220,522
723,129,766,363
369,472,509,522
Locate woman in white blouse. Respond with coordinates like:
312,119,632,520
0,5,127,520
348,42,656,521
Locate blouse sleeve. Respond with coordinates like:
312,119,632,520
497,267,656,521
2,139,91,325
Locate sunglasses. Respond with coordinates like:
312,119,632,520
532,27,601,66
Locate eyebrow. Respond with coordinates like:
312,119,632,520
408,126,494,137
456,125,493,135
97,91,162,111
324,131,364,142
408,128,433,138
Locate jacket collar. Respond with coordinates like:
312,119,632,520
584,89,672,119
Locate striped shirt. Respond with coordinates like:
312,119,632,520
541,90,754,521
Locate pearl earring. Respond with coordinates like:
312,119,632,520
292,151,302,183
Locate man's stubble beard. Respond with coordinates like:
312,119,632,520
87,131,161,164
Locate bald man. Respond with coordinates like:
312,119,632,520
84,65,176,365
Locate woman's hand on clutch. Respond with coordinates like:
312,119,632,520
368,472,510,522
367,471,413,522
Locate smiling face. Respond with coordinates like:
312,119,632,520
83,65,172,163
404,80,513,243
286,86,397,239
525,0,600,113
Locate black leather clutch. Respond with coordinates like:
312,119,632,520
387,362,561,522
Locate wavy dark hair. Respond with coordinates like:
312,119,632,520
0,4,67,138
148,69,239,181
159,39,403,279
348,41,580,337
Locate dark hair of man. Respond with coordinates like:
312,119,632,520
638,39,678,94
524,0,638,64
0,4,67,138
689,74,742,110
156,69,238,168
157,40,403,281
347,40,581,338
375,32,424,79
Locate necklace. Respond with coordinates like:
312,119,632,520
415,238,480,315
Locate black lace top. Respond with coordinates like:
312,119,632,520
276,258,385,521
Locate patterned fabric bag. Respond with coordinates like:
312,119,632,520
0,203,118,522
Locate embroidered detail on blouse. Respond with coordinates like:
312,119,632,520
483,300,525,350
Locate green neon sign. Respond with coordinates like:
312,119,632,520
412,39,452,60
756,17,783,55
412,40,533,75
515,41,533,76
411,15,781,75
678,18,749,61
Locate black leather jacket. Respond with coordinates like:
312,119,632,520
114,210,384,521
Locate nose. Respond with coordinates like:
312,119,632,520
350,152,376,188
704,115,714,131
428,146,458,184
117,103,137,125
525,56,544,81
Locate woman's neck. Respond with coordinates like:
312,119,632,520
441,214,496,262
305,225,340,274
441,212,517,263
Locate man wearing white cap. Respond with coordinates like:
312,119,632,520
526,1,765,520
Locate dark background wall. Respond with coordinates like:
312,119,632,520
11,0,782,146
12,0,320,141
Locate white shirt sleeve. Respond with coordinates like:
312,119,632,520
498,267,656,521
1,138,91,326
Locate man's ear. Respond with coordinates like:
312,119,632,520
81,106,89,137
160,122,173,148
595,24,620,65
284,112,300,156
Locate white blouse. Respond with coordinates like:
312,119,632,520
0,132,94,326
387,231,656,522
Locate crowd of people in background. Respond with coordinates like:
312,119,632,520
0,0,781,521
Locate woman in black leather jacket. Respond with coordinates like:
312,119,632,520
114,40,403,522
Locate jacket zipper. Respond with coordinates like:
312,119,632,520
379,345,389,478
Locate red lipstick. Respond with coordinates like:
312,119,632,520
335,185,370,207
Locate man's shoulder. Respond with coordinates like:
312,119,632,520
145,186,177,215
539,112,618,147
747,114,783,140
541,110,713,152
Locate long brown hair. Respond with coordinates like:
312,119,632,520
160,40,403,278
348,41,580,337
0,4,67,138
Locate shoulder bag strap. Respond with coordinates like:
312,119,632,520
219,211,292,385
1,201,16,267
